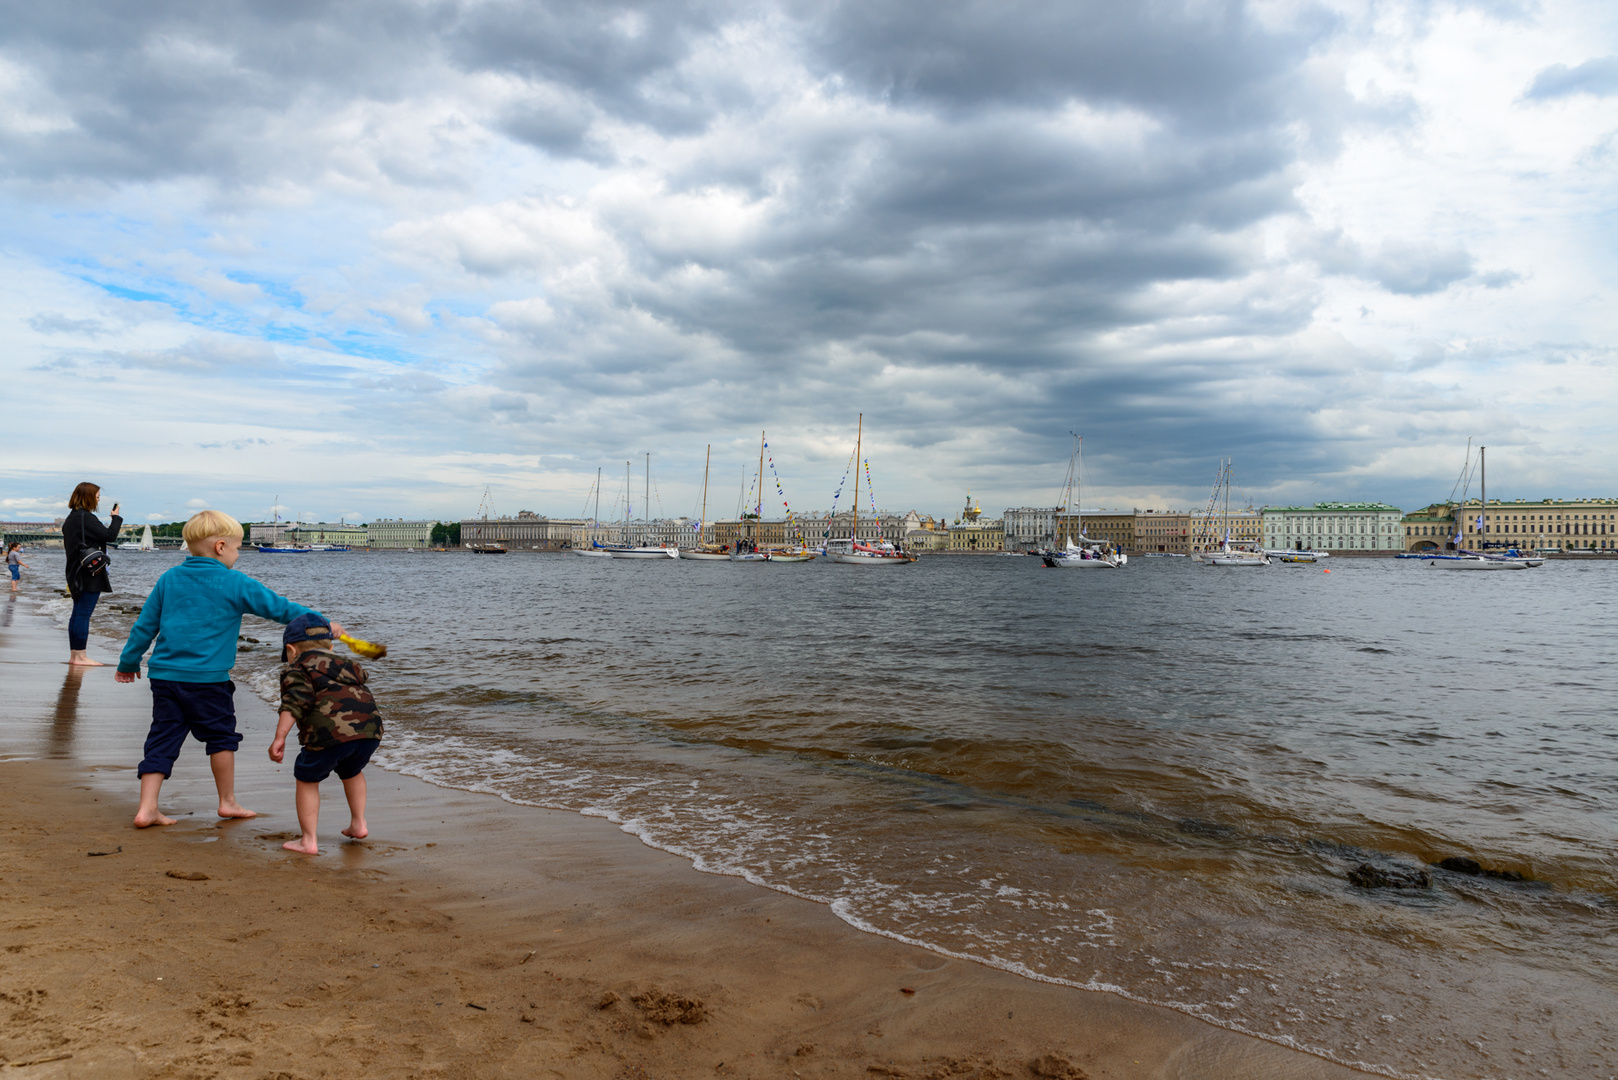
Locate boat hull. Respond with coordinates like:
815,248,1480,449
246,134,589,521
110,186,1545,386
607,547,679,559
676,550,731,560
1041,553,1123,568
829,551,914,566
728,552,770,562
572,548,615,558
1207,555,1270,566
1429,557,1526,569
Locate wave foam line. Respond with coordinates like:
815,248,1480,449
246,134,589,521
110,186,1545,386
369,730,1445,1080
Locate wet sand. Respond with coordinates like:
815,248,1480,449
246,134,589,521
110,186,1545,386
0,599,1367,1079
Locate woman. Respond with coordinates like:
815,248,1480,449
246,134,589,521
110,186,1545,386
6,542,29,591
63,482,122,666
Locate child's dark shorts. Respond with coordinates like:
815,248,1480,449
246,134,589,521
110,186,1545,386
293,738,378,783
138,679,240,777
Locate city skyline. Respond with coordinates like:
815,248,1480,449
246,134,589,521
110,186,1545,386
2,3,1616,524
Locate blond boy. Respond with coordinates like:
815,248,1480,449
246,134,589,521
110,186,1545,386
115,511,340,828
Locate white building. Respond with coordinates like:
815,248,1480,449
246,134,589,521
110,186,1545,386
368,519,439,549
1262,502,1404,553
1002,507,1061,552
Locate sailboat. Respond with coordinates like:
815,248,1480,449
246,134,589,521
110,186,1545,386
610,454,678,558
1202,460,1269,567
827,414,914,566
1041,434,1126,569
1427,446,1532,570
468,487,507,554
729,432,771,562
574,468,618,557
257,497,310,553
679,445,732,560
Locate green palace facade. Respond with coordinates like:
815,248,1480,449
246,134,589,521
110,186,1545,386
1261,502,1404,552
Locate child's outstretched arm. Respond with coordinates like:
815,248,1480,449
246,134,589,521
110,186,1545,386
235,577,342,637
115,583,164,683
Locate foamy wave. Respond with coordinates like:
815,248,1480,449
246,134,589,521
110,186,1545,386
366,727,1423,1080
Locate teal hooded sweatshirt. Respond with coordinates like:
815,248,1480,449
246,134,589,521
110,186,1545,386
117,557,321,682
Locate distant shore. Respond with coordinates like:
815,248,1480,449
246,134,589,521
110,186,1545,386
0,594,1368,1079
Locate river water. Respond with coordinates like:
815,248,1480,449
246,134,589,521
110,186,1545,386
35,549,1618,1078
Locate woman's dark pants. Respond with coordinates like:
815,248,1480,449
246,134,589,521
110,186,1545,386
68,592,99,650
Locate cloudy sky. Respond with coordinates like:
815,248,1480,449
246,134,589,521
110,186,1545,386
2,0,1615,525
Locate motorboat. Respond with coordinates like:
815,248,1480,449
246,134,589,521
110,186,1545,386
1265,549,1329,563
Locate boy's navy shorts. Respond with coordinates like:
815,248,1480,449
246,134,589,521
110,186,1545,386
293,738,378,783
138,680,240,777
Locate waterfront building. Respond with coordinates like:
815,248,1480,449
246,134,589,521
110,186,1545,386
287,522,369,547
948,497,1004,552
247,520,295,545
906,515,950,552
1133,510,1197,554
797,510,922,546
1002,507,1061,552
1264,503,1403,553
368,518,438,550
460,511,582,552
1403,498,1618,552
1058,511,1133,551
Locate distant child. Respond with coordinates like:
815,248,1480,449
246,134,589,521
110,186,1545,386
6,542,28,591
268,613,384,854
115,510,340,829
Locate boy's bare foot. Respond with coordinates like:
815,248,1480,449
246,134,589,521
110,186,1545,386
217,801,257,820
341,821,369,840
282,837,319,855
134,810,176,828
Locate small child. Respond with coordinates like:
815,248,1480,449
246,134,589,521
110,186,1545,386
269,613,384,854
115,511,338,828
6,542,29,592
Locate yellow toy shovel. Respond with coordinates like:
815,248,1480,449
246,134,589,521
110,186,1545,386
339,633,387,659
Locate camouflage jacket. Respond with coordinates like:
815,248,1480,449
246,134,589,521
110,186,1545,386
279,649,384,750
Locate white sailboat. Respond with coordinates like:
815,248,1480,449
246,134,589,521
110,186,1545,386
1041,434,1126,569
1201,459,1269,567
1429,446,1531,570
828,414,914,566
729,432,772,562
574,468,617,557
610,454,679,558
118,524,155,551
680,445,731,560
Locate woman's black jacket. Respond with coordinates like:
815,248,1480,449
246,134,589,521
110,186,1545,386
63,508,121,596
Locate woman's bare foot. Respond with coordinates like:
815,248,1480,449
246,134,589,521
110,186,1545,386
341,820,369,840
133,809,176,828
217,800,257,820
282,837,319,855
68,650,105,667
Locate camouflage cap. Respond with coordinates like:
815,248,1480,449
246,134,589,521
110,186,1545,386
282,612,333,646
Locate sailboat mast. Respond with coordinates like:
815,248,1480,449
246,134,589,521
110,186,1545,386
853,413,862,541
625,461,631,521
594,468,601,538
645,453,650,527
1075,433,1083,542
1480,445,1487,550
701,445,711,545
757,432,765,519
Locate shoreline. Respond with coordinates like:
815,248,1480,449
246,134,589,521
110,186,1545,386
0,593,1369,1079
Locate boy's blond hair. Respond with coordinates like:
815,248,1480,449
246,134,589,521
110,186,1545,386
183,510,244,553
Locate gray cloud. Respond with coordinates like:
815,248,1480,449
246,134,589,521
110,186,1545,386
0,1,1591,517
1524,56,1618,100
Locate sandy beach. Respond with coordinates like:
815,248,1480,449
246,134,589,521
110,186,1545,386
0,597,1367,1080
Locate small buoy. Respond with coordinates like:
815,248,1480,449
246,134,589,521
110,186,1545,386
1323,568,1331,574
